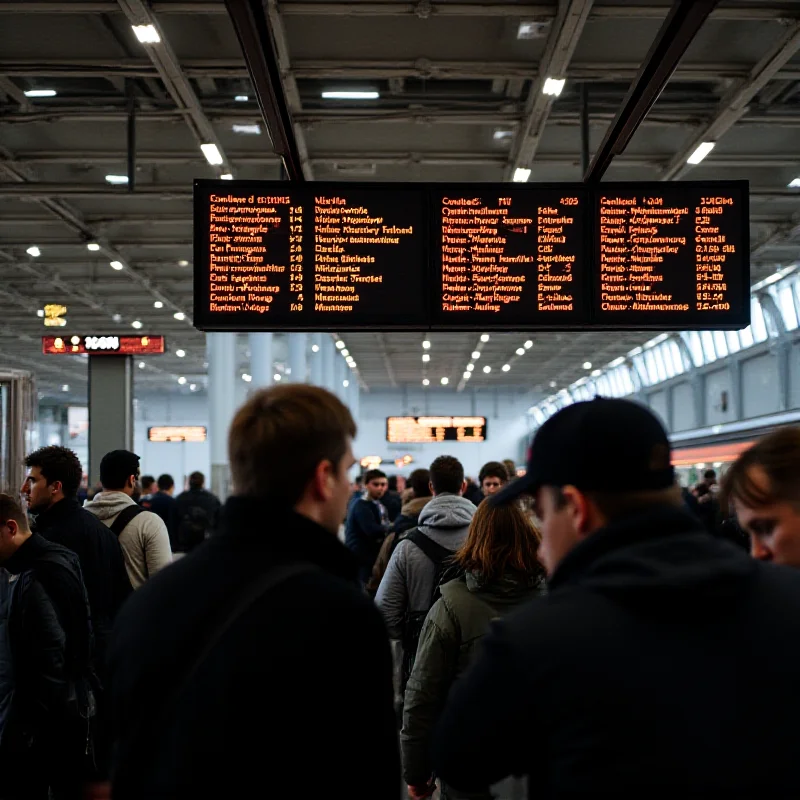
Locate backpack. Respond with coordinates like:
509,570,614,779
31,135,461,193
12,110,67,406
178,504,212,552
398,528,461,688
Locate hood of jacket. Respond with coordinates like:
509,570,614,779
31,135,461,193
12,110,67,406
465,570,545,609
418,493,476,532
84,490,136,521
400,495,432,518
549,505,756,617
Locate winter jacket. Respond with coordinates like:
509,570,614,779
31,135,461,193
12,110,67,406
0,534,95,794
403,571,544,791
392,495,433,537
33,498,132,677
433,506,800,798
84,491,173,589
383,491,402,523
345,496,389,573
140,492,179,551
108,497,400,800
174,488,222,552
376,493,476,639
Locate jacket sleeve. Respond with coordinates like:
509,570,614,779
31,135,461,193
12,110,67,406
375,542,408,639
401,599,458,786
352,501,386,542
141,513,173,579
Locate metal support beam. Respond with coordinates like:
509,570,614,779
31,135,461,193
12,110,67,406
374,333,397,388
580,82,590,174
0,77,31,111
126,80,136,192
662,20,800,180
508,0,594,180
585,0,720,183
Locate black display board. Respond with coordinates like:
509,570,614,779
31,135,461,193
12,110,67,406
194,180,749,331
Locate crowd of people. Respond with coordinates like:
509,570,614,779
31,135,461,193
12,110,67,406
5,384,800,797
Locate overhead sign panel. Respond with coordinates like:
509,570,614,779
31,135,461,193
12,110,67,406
148,426,207,442
386,416,488,443
42,335,166,355
194,180,749,331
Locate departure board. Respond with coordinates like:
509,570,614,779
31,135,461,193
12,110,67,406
386,416,487,443
594,183,749,328
194,180,749,332
194,181,428,330
431,186,589,327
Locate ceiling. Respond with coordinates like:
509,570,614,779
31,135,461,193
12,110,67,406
0,0,799,400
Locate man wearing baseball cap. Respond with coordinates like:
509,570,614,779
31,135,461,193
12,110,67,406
433,397,800,796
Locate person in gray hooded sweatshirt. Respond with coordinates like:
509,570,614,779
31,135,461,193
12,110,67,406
376,455,476,691
84,450,172,589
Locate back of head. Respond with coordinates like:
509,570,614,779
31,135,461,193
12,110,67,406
157,474,174,492
479,461,508,485
703,469,717,483
228,384,356,504
100,449,140,491
408,468,431,499
387,475,398,493
24,445,82,499
140,475,155,493
0,493,29,531
456,499,542,583
721,427,800,512
429,455,464,495
189,471,204,490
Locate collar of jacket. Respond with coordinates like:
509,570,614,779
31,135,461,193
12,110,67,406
31,497,80,532
219,496,360,584
4,533,50,576
547,505,750,593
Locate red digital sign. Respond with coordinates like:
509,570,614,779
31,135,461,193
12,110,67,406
42,335,166,355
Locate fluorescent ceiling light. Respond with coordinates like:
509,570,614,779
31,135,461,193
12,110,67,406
37,309,44,317
26,246,41,257
24,89,56,98
105,174,129,185
687,141,715,165
242,373,252,382
542,77,566,97
220,173,234,181
513,167,531,183
516,347,525,356
422,339,431,349
493,130,513,141
483,365,492,374
200,143,223,165
176,349,185,358
154,301,163,308
517,20,547,39
131,320,142,329
110,261,124,270
232,124,261,135
173,311,185,321
336,340,345,349
502,364,511,372
440,377,449,385
583,361,592,370
422,354,430,363
788,178,800,188
591,369,602,377
86,242,101,251
234,95,249,102
132,24,160,44
524,340,533,349
321,90,380,100
177,376,187,385
471,351,481,359
178,260,189,267
422,378,430,386
480,333,490,342
609,356,626,368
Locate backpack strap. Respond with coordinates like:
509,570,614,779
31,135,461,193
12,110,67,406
404,528,453,565
110,504,147,537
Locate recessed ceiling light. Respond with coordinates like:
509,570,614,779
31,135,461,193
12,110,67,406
341,348,349,357
788,177,800,189
138,361,145,369
349,361,357,368
463,371,471,380
36,309,44,317
480,334,490,342
86,242,101,251
493,129,513,141
61,384,69,392
234,95,249,102
336,340,345,349
132,24,160,43
154,300,163,308
105,174,129,185
502,364,511,372
176,349,185,358
189,383,197,391
200,143,223,166
232,124,261,135
422,354,430,362
471,350,480,359
422,378,430,386
321,90,380,100
483,365,492,374
542,77,566,97
467,363,475,372
583,361,592,370
524,340,533,349
131,320,142,329
513,167,531,183
178,260,189,267
311,344,320,352
549,380,557,388
517,20,548,39
24,89,57,98
273,373,281,381
26,245,41,257
173,311,185,321
687,141,715,165
110,261,124,270
343,379,349,388
242,373,252,382
516,347,525,356
440,377,449,385
422,339,431,349
112,313,122,322
220,173,234,180
177,376,187,385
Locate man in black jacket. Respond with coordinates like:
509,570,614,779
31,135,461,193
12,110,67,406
433,398,800,798
174,471,221,553
345,468,391,584
0,493,96,799
22,446,132,675
108,385,399,800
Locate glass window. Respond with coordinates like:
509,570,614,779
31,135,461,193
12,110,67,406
679,331,704,367
700,331,717,363
618,366,635,395
774,284,798,331
751,299,768,343
739,325,754,349
596,375,611,396
712,331,729,359
725,330,741,354
630,354,649,385
651,348,668,382
667,340,685,375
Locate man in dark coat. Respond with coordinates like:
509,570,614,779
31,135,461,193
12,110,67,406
0,493,96,799
433,398,800,798
108,385,399,800
174,470,221,553
345,468,391,584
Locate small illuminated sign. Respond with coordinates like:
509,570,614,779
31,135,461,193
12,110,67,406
360,455,383,468
43,303,67,327
386,416,488,443
42,335,166,355
148,426,207,442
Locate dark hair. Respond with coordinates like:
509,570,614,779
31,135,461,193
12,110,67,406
703,469,717,482
479,461,508,485
456,499,542,583
721,427,800,512
141,475,155,491
503,459,516,478
0,493,29,530
408,468,431,498
99,450,140,491
354,475,363,487
387,475,398,492
229,385,356,503
189,471,204,489
157,474,175,491
24,446,82,499
364,469,386,484
429,455,464,495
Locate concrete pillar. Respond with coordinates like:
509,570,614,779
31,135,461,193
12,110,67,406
88,356,132,485
309,333,324,386
249,332,273,388
207,332,237,500
288,333,308,383
348,378,361,428
322,337,336,394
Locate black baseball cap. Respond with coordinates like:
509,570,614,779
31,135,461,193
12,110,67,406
489,397,674,506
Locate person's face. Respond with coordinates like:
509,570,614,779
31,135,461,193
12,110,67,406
21,466,59,515
366,478,388,500
481,475,505,496
734,466,800,567
396,476,407,493
328,441,356,532
532,485,585,576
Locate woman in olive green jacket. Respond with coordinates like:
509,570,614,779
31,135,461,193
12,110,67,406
402,500,545,800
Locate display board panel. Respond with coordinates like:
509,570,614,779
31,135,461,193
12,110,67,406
148,426,207,442
386,416,487,443
43,335,165,355
194,180,750,331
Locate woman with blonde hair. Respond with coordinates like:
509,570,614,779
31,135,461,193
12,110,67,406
402,500,545,800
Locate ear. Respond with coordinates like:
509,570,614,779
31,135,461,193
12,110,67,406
50,479,63,496
309,459,336,503
429,481,435,496
560,485,594,538
4,519,18,539
460,479,468,495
